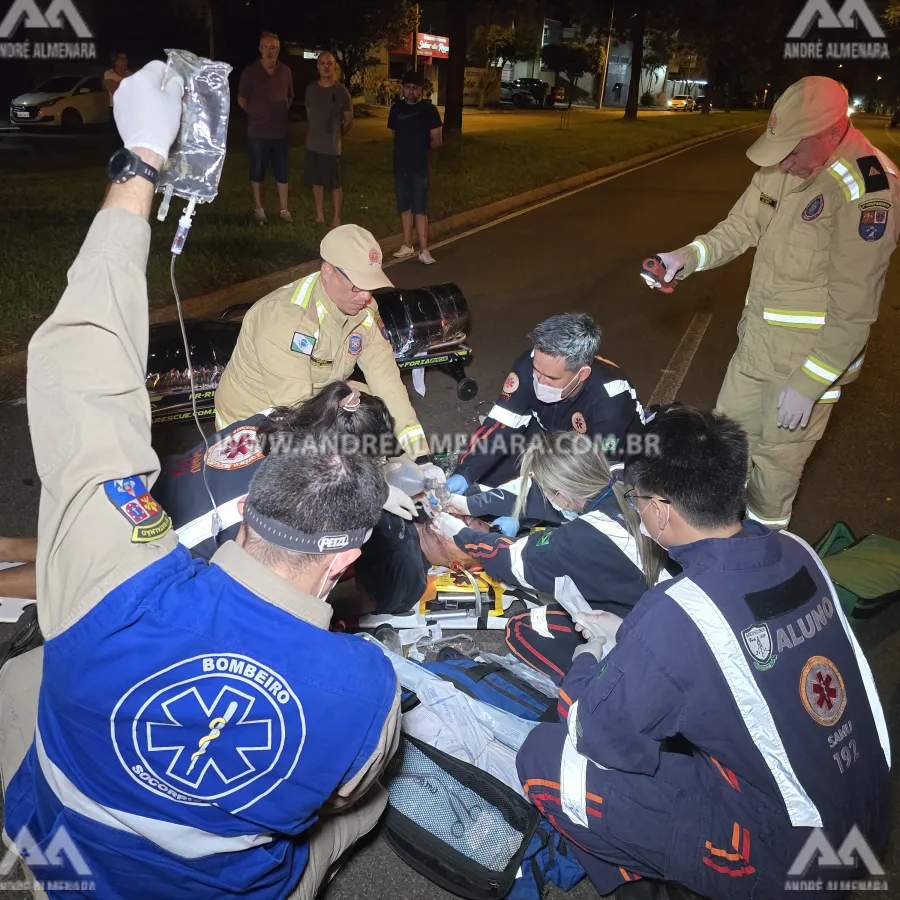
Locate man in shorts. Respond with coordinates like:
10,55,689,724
304,52,353,227
389,69,443,265
238,32,294,224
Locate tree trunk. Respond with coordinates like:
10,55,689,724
724,81,732,112
444,0,467,140
623,1,648,120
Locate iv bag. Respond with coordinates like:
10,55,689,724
158,49,232,205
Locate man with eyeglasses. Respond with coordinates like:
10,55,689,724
215,225,430,465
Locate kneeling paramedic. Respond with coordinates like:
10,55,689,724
0,62,400,900
516,406,890,899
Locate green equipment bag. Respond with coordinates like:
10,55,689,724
815,522,900,620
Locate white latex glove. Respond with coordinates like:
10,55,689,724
657,251,686,285
431,512,466,539
572,638,607,663
445,494,471,516
777,386,815,430
384,484,417,521
114,60,185,161
573,610,623,648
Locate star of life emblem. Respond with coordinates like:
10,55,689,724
741,623,776,671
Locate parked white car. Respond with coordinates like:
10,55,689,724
667,94,696,111
10,75,110,130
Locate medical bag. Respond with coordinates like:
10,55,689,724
506,822,586,899
382,734,540,899
423,649,556,722
816,522,900,620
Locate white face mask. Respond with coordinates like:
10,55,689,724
315,557,337,601
639,505,670,545
532,369,581,404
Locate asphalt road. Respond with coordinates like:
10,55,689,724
1,117,899,899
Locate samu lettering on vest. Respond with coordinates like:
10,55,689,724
828,720,852,749
202,657,292,704
776,597,834,652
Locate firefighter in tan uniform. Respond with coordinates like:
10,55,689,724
649,76,900,529
215,225,429,461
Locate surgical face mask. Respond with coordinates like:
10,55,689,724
532,369,581,404
315,557,338,601
549,496,579,521
638,504,670,545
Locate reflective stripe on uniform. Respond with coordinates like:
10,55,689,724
530,606,553,639
214,411,228,431
782,532,891,770
802,355,841,385
397,424,426,450
817,387,841,404
315,300,327,324
827,159,862,201
560,725,589,828
876,150,897,176
848,355,865,373
362,310,375,328
689,239,709,271
176,495,244,549
604,379,633,398
34,727,273,858
762,308,825,329
745,506,791,529
290,273,319,309
509,536,535,590
579,511,672,584
488,405,532,429
665,577,822,828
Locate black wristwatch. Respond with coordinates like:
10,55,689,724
107,147,159,188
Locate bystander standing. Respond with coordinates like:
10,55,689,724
103,50,130,142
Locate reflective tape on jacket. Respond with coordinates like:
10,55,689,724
847,355,865,373
176,495,245,549
802,355,841,385
397,424,426,450
762,308,826,329
817,388,841,404
665,577,822,827
827,159,863,201
689,239,709,271
530,606,553,639
488,405,532,430
745,506,791,529
560,729,589,828
508,536,535,590
35,727,274,859
579,511,671,584
290,273,319,309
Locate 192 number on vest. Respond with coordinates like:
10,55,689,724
833,739,859,774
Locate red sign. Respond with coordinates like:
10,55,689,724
417,32,449,58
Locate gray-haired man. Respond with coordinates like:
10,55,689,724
449,313,648,493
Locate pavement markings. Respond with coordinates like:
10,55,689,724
647,313,713,407
883,124,900,149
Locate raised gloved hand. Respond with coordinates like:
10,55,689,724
573,610,623,647
777,386,815,430
383,484,417,521
114,60,185,161
446,494,471,516
491,516,519,538
431,512,466,539
572,638,607,663
656,251,686,285
446,474,469,494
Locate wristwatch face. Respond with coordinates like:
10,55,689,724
109,149,134,181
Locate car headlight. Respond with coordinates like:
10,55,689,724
37,98,60,108
667,100,673,106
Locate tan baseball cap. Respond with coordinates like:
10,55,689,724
746,77,849,167
320,225,393,291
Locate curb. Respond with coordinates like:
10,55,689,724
0,119,761,377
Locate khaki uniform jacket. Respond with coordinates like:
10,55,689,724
24,206,399,817
676,126,900,401
215,273,428,459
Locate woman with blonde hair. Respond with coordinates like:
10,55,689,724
432,431,673,678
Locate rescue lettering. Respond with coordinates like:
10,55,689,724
828,720,853,748
776,597,834,652
202,656,292,704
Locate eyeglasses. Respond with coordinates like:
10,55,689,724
623,488,671,512
335,266,364,294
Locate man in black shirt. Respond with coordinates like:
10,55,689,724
388,70,443,264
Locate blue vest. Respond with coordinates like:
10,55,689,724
4,546,396,899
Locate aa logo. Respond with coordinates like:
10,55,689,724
0,824,92,877
787,0,886,39
787,825,885,877
0,0,93,39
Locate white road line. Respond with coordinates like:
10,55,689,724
883,124,900,148
648,313,712,407
389,125,760,262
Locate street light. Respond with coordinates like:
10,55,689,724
877,75,883,81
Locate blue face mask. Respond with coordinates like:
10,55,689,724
550,499,579,521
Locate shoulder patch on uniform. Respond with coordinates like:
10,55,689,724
857,155,890,194
104,477,172,543
348,332,363,356
859,198,891,241
572,411,587,434
290,332,316,355
503,372,519,394
536,530,552,546
801,194,823,221
206,426,263,470
760,192,777,209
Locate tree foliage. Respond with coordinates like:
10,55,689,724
540,40,606,107
468,24,541,108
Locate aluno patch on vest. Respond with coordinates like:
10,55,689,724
744,565,816,619
104,477,172,543
741,623,776,671
206,426,263,471
802,194,824,221
859,199,891,242
857,155,889,194
290,332,316,355
799,655,846,727
760,192,777,210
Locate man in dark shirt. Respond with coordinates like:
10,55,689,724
388,69,443,265
238,32,294,224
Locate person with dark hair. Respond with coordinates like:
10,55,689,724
447,312,647,535
0,69,399,900
515,406,890,900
